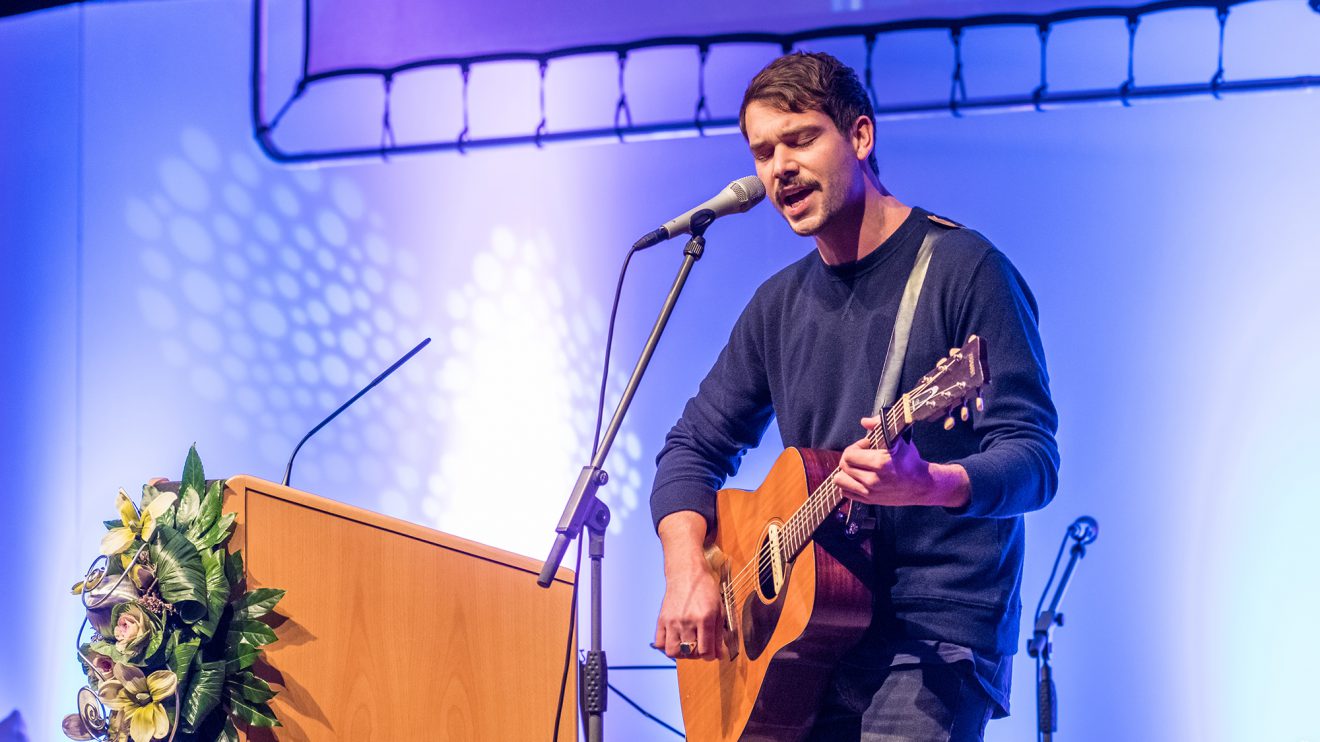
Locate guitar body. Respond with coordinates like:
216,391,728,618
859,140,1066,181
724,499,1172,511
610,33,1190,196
677,447,874,742
673,336,989,741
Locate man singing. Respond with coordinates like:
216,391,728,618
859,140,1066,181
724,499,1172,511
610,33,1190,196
650,52,1059,741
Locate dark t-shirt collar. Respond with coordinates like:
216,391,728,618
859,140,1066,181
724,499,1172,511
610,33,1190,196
819,206,929,282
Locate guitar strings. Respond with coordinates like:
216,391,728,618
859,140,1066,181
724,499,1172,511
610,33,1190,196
721,399,910,605
721,358,975,609
722,414,892,606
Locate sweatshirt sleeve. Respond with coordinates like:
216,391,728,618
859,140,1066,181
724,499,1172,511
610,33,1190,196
947,248,1060,518
649,297,775,533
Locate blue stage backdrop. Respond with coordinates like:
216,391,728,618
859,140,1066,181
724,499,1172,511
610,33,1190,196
2,1,1317,740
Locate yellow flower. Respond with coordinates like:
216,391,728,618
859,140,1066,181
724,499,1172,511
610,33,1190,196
97,664,177,742
100,489,176,556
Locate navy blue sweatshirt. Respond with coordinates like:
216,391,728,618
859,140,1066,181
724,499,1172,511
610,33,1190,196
650,207,1059,674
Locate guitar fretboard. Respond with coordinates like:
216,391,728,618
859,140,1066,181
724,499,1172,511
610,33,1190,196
778,401,908,558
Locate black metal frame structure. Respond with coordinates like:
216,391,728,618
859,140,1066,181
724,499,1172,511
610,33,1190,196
252,0,1320,159
249,0,1320,161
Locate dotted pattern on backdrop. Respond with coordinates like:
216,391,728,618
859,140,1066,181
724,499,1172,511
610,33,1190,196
126,127,646,545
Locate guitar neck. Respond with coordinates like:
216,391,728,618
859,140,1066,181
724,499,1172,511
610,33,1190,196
779,401,912,558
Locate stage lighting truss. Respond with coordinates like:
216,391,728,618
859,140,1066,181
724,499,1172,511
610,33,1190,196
253,0,1320,163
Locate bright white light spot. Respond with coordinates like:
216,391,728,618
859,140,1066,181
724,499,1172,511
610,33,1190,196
187,318,223,352
325,283,352,315
180,271,224,314
340,328,366,359
317,210,348,246
170,216,213,262
221,183,253,216
331,178,365,220
272,185,300,217
254,211,282,244
321,355,350,387
306,301,330,326
212,213,240,244
160,157,209,211
248,299,288,337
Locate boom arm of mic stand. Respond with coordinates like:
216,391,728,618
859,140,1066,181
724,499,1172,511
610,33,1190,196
537,209,715,587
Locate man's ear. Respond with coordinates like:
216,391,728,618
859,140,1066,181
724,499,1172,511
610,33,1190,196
851,114,875,165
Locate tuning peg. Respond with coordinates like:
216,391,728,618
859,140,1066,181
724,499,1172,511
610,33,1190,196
949,347,959,356
943,415,956,431
960,405,970,421
975,396,985,412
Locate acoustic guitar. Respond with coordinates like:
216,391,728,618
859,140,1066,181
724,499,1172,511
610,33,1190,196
676,335,989,742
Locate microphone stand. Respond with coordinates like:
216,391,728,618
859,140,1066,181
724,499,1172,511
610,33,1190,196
537,210,717,742
1026,522,1095,742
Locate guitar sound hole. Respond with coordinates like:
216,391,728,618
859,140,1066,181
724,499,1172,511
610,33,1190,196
743,522,791,661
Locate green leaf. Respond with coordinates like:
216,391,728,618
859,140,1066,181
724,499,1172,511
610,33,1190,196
228,696,280,728
142,608,167,662
150,525,208,623
194,548,230,640
226,642,260,674
176,485,202,530
225,549,244,586
227,671,275,704
182,445,205,502
214,717,239,742
191,480,224,538
198,512,237,550
182,659,226,733
235,589,285,622
167,634,201,693
103,519,124,530
227,618,277,648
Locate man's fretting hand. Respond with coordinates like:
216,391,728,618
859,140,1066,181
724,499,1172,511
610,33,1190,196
834,415,971,509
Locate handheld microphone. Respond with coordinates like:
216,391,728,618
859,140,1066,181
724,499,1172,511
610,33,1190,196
633,176,766,249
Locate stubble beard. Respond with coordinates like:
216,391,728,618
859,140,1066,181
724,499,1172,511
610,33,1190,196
783,186,838,237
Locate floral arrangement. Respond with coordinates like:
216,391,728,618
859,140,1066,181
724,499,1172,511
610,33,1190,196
64,447,284,742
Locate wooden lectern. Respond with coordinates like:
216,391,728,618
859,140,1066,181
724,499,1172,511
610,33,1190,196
223,476,578,740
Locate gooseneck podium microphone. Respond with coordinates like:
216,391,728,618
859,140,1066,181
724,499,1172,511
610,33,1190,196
281,337,431,488
632,175,766,249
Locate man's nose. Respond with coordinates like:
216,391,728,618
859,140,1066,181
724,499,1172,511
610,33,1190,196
772,148,798,181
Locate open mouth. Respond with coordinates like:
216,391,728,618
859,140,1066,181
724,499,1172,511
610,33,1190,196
780,185,813,209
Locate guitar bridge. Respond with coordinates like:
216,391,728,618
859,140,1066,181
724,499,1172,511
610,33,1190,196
720,581,741,659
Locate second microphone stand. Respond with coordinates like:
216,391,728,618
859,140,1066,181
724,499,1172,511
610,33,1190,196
537,210,717,742
1026,519,1097,742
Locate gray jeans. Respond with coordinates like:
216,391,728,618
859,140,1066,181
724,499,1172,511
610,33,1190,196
805,658,994,742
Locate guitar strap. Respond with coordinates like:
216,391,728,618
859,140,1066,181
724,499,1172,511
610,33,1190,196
871,217,955,416
846,214,958,536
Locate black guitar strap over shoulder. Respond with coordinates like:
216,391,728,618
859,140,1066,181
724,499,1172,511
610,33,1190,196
845,215,956,537
871,219,949,417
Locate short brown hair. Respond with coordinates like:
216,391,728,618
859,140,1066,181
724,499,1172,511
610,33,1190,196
739,52,879,175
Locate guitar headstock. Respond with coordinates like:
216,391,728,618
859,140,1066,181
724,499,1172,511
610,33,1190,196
905,335,989,430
